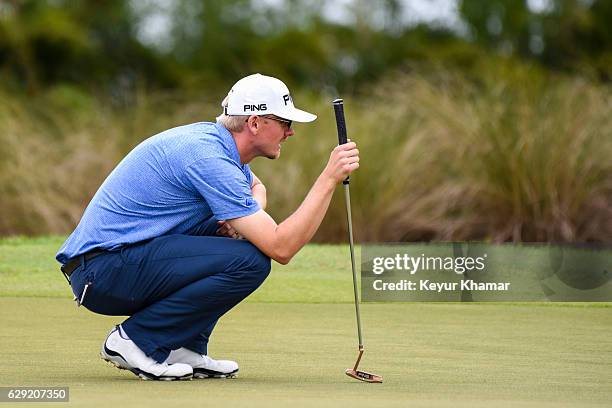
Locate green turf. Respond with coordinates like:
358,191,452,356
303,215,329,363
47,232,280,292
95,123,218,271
0,236,355,301
1,237,611,407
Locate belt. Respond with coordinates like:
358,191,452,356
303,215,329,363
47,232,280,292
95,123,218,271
60,249,106,282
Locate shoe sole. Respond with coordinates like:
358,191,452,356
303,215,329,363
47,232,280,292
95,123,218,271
101,348,193,381
193,368,239,379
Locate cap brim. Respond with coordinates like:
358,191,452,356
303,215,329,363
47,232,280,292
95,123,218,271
280,107,317,123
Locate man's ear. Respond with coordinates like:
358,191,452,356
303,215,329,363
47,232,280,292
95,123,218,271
246,115,260,135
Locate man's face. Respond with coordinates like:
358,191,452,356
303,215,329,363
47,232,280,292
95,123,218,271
253,116,294,159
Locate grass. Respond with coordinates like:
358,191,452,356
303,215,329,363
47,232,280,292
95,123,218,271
0,236,356,302
1,237,612,407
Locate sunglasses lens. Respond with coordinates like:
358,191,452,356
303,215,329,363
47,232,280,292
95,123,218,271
276,117,291,129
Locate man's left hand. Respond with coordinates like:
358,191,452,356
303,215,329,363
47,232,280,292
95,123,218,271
216,220,244,239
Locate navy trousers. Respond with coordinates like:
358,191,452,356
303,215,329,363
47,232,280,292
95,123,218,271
68,218,271,363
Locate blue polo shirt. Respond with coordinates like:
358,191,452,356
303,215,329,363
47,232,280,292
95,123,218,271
56,122,258,264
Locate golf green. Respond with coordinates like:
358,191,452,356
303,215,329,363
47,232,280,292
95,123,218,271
1,298,611,407
1,239,611,407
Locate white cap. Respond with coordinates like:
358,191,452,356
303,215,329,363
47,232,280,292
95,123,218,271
223,73,317,123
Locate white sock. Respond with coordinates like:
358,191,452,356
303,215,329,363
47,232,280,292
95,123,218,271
118,325,130,340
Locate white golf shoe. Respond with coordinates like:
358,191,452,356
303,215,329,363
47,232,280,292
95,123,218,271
166,347,239,378
100,326,193,381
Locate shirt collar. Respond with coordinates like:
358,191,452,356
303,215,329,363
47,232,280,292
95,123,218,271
214,123,242,165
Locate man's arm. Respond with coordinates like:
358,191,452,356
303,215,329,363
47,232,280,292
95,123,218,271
215,171,267,239
228,142,359,264
251,172,267,210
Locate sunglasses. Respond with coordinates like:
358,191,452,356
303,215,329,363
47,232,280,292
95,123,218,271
266,116,292,129
245,115,292,130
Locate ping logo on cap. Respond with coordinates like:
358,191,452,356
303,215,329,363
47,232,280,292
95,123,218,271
244,104,267,112
283,94,292,106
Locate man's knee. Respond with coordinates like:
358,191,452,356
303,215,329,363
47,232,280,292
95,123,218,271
251,248,272,277
240,243,271,282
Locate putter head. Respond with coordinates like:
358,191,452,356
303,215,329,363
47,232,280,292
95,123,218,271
345,368,383,383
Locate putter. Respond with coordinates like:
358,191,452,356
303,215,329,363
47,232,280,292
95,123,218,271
333,99,383,384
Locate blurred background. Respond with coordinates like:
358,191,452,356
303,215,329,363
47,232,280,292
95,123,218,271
0,0,610,243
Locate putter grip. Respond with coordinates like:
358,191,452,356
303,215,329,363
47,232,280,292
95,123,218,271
333,99,348,145
332,99,350,184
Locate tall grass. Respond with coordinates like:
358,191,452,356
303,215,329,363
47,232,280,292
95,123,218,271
1,66,611,242
0,87,220,234
255,65,612,242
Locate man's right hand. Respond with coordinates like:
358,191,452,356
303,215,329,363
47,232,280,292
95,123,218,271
322,141,360,184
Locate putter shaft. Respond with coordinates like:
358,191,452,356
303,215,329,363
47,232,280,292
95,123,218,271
344,184,363,350
343,187,383,383
353,347,364,371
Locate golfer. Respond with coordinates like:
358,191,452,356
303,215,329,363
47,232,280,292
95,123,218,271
56,73,360,381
